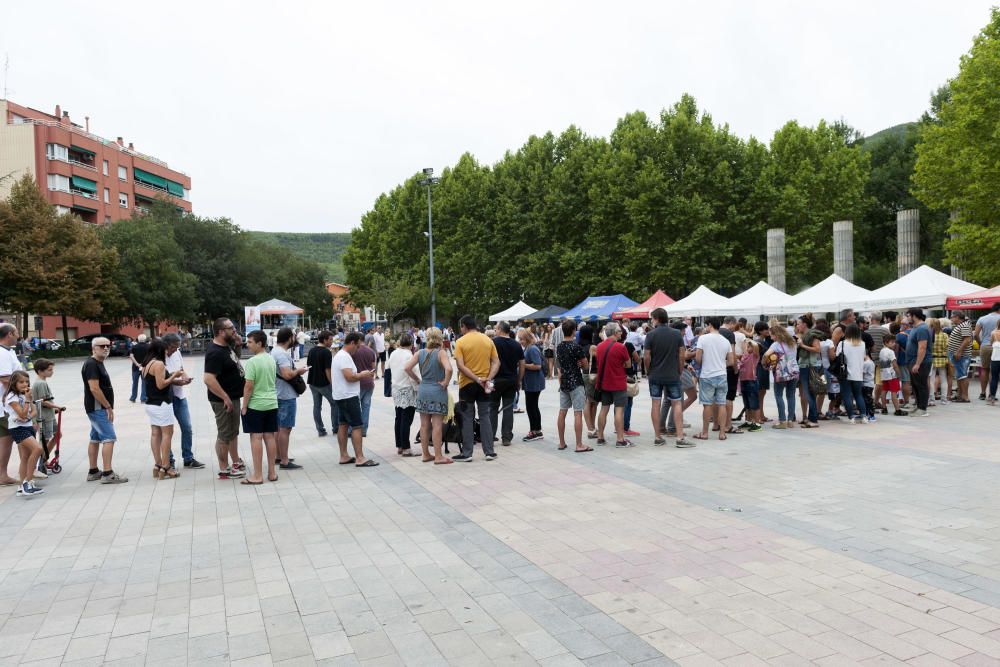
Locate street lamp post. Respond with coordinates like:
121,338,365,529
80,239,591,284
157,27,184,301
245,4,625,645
418,168,440,327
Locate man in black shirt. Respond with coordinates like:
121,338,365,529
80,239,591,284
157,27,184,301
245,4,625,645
128,334,150,403
307,330,338,436
203,318,246,479
643,308,689,446
491,322,525,446
83,337,127,484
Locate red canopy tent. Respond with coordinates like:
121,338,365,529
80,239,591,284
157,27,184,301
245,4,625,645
946,286,1000,310
613,289,675,320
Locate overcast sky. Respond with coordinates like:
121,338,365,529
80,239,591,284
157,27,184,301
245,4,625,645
2,1,993,233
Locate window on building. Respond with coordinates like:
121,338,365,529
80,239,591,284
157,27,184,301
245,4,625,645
103,188,110,204
46,174,70,192
119,193,128,208
45,143,69,162
104,215,111,224
118,166,127,181
55,205,71,215
103,160,109,176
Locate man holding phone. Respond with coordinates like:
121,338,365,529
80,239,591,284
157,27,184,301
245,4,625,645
332,332,378,467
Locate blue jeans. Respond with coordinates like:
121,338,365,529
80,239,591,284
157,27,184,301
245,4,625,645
623,395,633,431
130,366,147,402
841,380,867,419
172,398,193,462
774,380,797,422
799,370,818,423
310,384,337,434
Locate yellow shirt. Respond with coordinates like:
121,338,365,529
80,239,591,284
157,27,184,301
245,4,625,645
454,331,498,388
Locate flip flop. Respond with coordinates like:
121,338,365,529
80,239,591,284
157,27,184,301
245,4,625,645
356,460,380,468
422,457,435,462
693,433,709,441
339,458,356,465
434,458,453,465
240,479,263,485
400,452,417,457
558,445,568,450
268,475,279,482
575,447,594,453
719,434,727,440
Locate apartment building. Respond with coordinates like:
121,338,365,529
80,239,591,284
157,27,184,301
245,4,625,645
0,99,192,340
0,99,191,223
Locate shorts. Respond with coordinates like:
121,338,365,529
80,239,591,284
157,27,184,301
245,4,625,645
87,408,117,443
378,351,386,363
212,399,241,442
39,418,56,442
699,375,728,406
0,414,8,439
874,365,882,385
681,369,696,391
9,425,35,444
649,380,682,402
740,380,760,410
980,343,993,369
882,378,901,393
144,401,175,427
726,368,738,402
559,385,586,412
241,407,278,434
899,365,911,383
756,365,770,390
544,349,554,359
277,398,297,428
598,389,627,408
336,397,363,427
950,354,971,380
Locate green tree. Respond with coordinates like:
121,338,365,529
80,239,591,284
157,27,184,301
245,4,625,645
914,8,1000,285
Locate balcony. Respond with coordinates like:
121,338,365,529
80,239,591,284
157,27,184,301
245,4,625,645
68,158,97,172
69,187,98,200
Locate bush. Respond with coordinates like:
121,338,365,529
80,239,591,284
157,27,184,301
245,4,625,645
29,347,92,361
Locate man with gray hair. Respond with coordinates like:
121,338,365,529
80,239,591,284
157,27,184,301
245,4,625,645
0,323,22,485
867,312,889,410
83,337,127,483
594,322,632,447
163,333,203,468
129,333,150,403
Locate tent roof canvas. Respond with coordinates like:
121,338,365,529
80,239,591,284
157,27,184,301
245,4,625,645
257,298,304,315
947,285,1000,310
613,290,675,319
774,274,873,315
524,305,568,322
489,300,537,322
562,294,639,321
664,285,729,317
864,265,983,310
705,281,791,316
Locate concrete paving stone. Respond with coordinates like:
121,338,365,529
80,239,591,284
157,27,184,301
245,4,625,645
229,629,272,661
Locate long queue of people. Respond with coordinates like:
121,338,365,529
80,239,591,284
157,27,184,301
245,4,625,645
380,304,1000,460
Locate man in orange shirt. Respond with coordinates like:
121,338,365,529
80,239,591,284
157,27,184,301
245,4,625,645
453,315,500,462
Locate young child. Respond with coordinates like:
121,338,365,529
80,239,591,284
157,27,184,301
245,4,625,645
30,359,65,474
879,335,906,416
737,339,762,431
862,353,876,422
3,370,45,497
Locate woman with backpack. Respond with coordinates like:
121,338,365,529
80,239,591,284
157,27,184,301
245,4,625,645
766,320,799,430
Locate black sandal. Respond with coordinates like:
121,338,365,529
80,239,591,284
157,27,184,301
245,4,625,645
356,460,380,467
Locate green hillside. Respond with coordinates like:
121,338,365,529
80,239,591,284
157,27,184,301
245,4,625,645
248,231,351,283
861,122,917,150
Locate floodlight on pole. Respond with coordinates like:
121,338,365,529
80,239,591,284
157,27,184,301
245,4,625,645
417,168,440,326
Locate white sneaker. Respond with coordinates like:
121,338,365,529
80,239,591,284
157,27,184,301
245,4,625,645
33,470,47,480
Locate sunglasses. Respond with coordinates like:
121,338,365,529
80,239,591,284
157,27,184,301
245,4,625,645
96,344,111,349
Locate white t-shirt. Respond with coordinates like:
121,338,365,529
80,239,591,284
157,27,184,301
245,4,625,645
0,345,21,379
862,359,875,388
296,331,309,346
165,349,188,399
5,393,32,428
820,339,833,370
734,331,747,358
373,332,386,353
696,332,732,379
878,347,897,380
387,348,418,391
331,349,360,400
837,340,866,382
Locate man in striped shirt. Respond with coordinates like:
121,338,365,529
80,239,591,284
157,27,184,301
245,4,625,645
948,311,973,403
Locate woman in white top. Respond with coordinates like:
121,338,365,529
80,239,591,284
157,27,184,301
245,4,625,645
836,323,868,423
387,333,419,455
988,321,1000,405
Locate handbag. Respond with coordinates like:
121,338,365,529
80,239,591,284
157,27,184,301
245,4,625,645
582,349,597,391
626,376,640,398
289,373,307,396
831,342,848,382
808,365,827,394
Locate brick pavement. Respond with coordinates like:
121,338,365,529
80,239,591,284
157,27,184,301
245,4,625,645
0,356,997,665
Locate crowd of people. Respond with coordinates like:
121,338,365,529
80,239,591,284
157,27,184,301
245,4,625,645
1,301,998,497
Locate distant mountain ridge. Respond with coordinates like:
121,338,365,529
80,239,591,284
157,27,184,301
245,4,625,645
862,122,917,149
248,231,351,283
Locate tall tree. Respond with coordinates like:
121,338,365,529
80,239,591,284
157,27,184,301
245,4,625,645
914,8,1000,285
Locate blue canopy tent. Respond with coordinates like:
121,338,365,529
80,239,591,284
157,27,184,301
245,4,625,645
561,294,639,322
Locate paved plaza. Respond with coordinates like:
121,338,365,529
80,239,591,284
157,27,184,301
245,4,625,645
2,355,1000,666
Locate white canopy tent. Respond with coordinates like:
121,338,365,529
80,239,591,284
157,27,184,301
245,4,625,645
489,300,537,322
664,285,729,317
863,265,983,311
705,281,792,317
775,274,874,315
